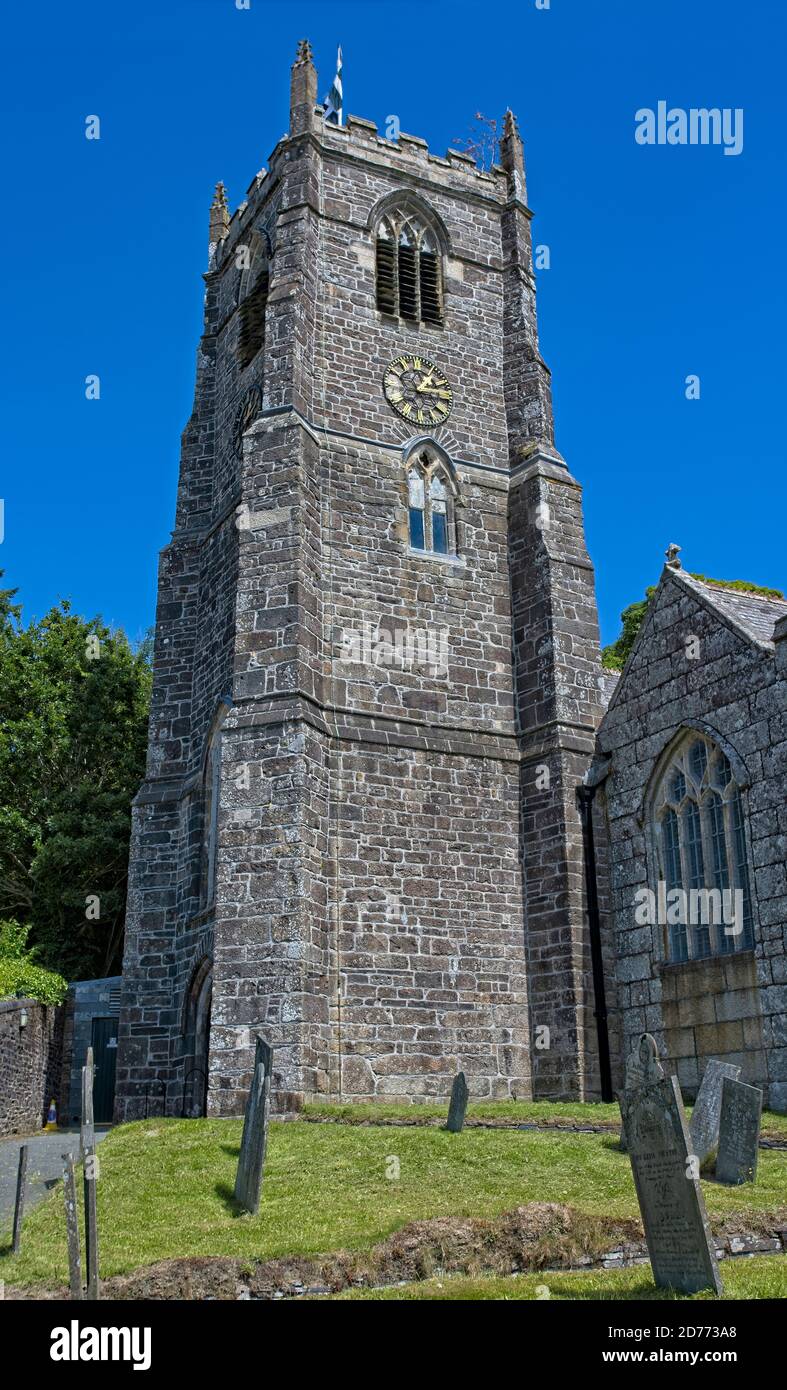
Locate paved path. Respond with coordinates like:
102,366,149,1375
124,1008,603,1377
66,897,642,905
0,1128,111,1234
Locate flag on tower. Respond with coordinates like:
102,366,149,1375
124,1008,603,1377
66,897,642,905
323,46,343,125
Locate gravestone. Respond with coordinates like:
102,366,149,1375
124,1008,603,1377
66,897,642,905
688,1059,741,1169
716,1077,762,1186
446,1072,469,1133
620,1074,722,1295
234,1035,273,1215
618,1033,664,1151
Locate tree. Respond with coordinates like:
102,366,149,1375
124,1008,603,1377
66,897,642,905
452,112,500,171
602,574,784,671
601,588,656,670
0,576,152,980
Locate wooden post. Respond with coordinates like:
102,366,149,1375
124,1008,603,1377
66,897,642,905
62,1155,83,1300
81,1047,100,1300
11,1144,28,1254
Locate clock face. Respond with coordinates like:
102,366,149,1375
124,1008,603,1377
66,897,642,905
233,385,262,458
383,354,453,427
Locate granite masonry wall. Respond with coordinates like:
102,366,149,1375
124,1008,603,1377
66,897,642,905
596,568,787,1110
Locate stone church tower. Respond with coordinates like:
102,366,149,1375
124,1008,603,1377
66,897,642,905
115,42,606,1119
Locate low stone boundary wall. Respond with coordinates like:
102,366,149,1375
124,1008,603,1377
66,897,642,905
0,998,64,1136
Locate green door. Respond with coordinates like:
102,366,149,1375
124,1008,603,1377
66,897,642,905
91,1016,118,1123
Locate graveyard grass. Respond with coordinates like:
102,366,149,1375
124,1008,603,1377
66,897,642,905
3,1101,787,1295
330,1257,787,1300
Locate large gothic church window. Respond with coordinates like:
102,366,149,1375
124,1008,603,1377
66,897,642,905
376,212,443,325
651,731,754,963
407,450,456,555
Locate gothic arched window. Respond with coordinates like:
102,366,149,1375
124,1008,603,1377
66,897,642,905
407,450,456,555
237,237,270,369
651,731,754,962
376,212,443,325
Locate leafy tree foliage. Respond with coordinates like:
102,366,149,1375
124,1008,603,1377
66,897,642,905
0,919,67,1004
602,575,784,671
0,575,152,980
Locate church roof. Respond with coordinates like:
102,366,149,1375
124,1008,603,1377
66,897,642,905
673,571,787,648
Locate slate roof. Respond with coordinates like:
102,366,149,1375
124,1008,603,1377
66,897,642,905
675,571,787,648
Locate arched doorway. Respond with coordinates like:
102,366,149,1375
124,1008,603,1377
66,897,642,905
182,957,213,1117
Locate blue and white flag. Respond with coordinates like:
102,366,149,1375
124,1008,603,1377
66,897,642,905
323,46,343,126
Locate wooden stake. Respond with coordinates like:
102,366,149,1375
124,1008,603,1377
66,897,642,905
81,1048,100,1300
62,1155,83,1300
12,1144,28,1254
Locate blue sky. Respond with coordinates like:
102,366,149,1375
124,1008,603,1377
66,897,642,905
1,0,784,647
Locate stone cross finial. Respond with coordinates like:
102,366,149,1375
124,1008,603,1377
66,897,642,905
295,38,314,64
665,542,682,570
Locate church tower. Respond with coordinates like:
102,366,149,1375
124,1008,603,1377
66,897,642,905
115,43,605,1118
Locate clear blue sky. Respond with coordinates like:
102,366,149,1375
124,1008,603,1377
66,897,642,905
2,0,784,647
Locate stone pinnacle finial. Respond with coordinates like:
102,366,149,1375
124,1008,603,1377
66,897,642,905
665,542,682,570
499,107,526,202
211,181,228,214
208,181,230,264
290,39,318,134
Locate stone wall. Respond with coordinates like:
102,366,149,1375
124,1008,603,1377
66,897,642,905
596,568,787,1109
0,998,64,1136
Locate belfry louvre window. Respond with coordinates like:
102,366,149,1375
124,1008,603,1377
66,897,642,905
238,268,269,369
375,215,443,325
652,732,754,963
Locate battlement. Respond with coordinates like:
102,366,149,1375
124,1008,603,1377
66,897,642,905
210,42,521,272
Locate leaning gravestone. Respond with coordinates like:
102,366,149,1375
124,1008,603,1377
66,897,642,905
621,1059,722,1295
234,1034,273,1215
446,1072,469,1133
688,1059,741,1169
618,1032,665,1152
716,1077,762,1186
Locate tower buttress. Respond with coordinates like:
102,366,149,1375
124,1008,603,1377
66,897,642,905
503,109,606,1100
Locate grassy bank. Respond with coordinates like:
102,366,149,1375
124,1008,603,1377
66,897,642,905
2,1111,786,1290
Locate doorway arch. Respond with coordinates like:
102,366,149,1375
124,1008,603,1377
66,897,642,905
182,957,213,1117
